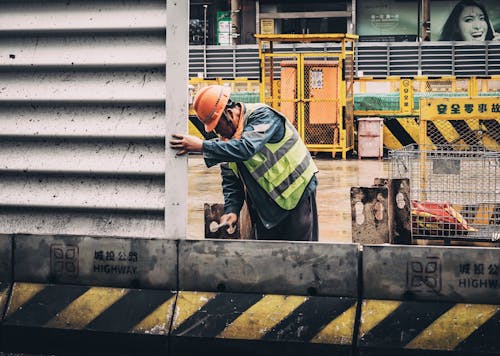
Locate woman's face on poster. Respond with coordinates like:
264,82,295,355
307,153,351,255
458,5,488,40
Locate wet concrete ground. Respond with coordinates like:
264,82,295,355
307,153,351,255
187,154,389,242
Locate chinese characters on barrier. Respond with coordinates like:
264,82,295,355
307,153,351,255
50,243,139,277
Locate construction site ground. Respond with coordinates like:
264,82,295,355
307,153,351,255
187,153,389,242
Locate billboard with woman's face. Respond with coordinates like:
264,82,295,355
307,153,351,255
431,0,500,41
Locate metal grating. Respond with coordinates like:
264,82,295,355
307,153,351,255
420,44,454,76
427,119,499,151
454,44,487,76
487,42,500,74
189,42,500,79
355,44,389,76
388,45,419,76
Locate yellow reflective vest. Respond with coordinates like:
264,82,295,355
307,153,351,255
231,104,318,211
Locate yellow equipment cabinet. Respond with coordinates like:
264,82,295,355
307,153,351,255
256,33,358,159
280,60,339,124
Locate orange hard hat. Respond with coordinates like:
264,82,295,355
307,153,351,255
193,85,231,132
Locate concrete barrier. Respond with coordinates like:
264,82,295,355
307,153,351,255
172,240,360,356
178,240,358,296
1,234,499,355
359,244,500,355
0,236,360,355
12,234,178,289
2,234,177,355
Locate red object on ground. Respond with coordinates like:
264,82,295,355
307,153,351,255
411,200,477,236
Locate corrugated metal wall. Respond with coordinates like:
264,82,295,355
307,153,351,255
0,0,167,238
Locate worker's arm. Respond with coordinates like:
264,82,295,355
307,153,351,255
220,162,245,226
203,107,284,167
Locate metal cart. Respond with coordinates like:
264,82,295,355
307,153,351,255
389,144,499,244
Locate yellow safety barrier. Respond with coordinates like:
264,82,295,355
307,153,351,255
354,76,500,118
419,97,500,151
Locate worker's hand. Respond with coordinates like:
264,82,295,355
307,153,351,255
220,213,238,231
169,134,203,156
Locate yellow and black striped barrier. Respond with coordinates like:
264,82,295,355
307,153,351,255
2,282,176,355
167,291,356,356
381,117,500,150
1,283,357,356
383,117,420,149
0,235,499,355
0,235,361,355
360,244,500,355
358,299,500,356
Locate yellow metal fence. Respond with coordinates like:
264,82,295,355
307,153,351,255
188,76,500,151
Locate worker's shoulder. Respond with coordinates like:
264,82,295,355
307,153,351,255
245,102,268,111
245,103,270,118
247,103,285,118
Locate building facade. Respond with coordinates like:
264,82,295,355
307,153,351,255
190,0,500,45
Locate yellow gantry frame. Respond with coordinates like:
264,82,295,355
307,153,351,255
255,34,358,159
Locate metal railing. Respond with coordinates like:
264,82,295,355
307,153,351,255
189,41,500,79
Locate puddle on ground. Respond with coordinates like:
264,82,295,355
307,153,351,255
187,154,389,243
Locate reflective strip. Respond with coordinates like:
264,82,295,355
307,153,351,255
258,140,306,194
5,282,45,318
269,153,311,200
311,303,357,344
251,131,296,177
171,291,217,331
45,287,127,328
218,295,307,339
358,300,402,338
241,106,315,210
405,304,500,351
132,294,177,334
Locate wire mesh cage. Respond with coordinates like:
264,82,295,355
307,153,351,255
389,144,500,242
